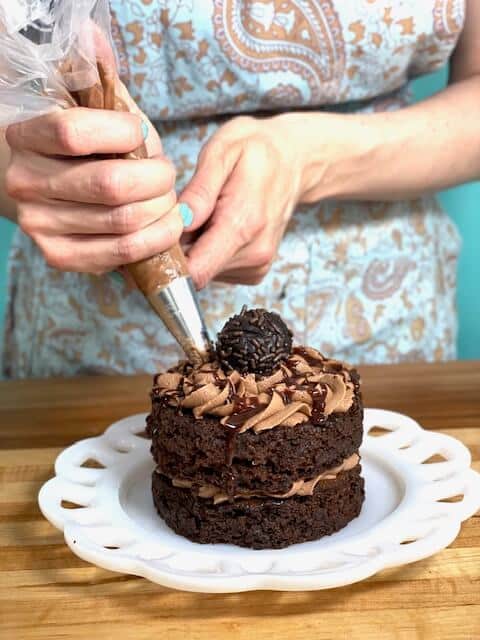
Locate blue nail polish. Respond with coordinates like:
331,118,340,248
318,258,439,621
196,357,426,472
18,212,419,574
179,203,194,227
141,121,149,140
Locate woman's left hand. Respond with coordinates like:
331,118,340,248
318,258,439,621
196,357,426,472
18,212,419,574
180,115,305,288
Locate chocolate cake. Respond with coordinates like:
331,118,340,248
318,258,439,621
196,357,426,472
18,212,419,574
147,307,364,549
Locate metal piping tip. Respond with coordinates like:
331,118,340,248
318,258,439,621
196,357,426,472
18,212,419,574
145,276,212,365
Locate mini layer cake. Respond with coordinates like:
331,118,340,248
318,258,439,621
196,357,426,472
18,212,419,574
147,307,364,549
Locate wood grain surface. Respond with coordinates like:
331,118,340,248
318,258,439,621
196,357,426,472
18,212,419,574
0,361,479,639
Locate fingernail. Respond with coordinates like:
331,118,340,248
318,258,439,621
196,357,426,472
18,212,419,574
179,203,194,227
141,121,149,140
110,270,123,283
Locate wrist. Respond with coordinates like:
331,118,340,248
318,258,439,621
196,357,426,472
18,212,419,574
271,111,381,204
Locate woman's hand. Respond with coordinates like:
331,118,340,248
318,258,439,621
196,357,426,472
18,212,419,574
5,107,182,274
180,115,306,288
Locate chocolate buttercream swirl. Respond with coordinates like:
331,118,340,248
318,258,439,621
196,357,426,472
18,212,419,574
152,346,357,433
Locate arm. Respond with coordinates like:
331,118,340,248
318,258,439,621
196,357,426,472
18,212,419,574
180,0,479,287
298,0,480,203
0,130,17,222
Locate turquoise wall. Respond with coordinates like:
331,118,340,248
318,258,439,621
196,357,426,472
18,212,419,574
0,68,478,360
411,68,480,359
0,218,14,334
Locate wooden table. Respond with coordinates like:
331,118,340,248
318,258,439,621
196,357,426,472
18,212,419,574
1,361,479,639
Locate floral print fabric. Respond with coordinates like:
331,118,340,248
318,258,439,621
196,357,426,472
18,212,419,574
3,0,465,378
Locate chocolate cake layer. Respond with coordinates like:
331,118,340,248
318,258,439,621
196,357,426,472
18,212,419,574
152,464,365,549
147,396,363,495
147,334,365,548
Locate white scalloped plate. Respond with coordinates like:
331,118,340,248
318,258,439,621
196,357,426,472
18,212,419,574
38,409,480,593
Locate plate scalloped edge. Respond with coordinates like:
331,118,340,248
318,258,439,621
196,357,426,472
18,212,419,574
38,409,480,593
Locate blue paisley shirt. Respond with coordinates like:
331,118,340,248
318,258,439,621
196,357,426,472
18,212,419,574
3,0,465,377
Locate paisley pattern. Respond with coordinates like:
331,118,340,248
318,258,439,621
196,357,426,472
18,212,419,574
434,0,465,40
111,9,131,83
361,258,415,301
2,0,465,378
105,0,466,119
212,0,346,103
411,0,465,75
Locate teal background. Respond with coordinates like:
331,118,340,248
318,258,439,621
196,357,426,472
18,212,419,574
0,68,478,361
411,68,479,360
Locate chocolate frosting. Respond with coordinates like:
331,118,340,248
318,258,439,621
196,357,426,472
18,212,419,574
152,346,357,433
162,453,360,504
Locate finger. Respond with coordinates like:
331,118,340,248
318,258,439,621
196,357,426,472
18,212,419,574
186,214,245,289
215,230,277,271
13,154,175,206
17,191,177,236
179,135,240,231
37,205,184,273
186,164,266,289
6,108,146,156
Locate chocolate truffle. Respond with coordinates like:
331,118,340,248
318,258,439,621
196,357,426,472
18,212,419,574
216,306,293,375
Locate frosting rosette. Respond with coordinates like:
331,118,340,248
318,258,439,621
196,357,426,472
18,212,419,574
152,346,358,433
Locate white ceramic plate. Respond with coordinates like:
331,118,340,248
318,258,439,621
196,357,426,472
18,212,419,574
38,409,480,593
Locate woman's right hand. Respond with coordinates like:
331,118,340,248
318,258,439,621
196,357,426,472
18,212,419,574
5,108,182,274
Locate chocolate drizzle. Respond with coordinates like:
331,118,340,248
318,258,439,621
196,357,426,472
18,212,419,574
221,396,270,465
151,344,357,466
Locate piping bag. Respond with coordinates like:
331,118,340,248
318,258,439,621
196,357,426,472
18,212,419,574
77,60,212,365
0,0,212,365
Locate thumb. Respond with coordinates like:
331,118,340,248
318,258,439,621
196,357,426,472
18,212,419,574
179,137,240,231
186,156,261,289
